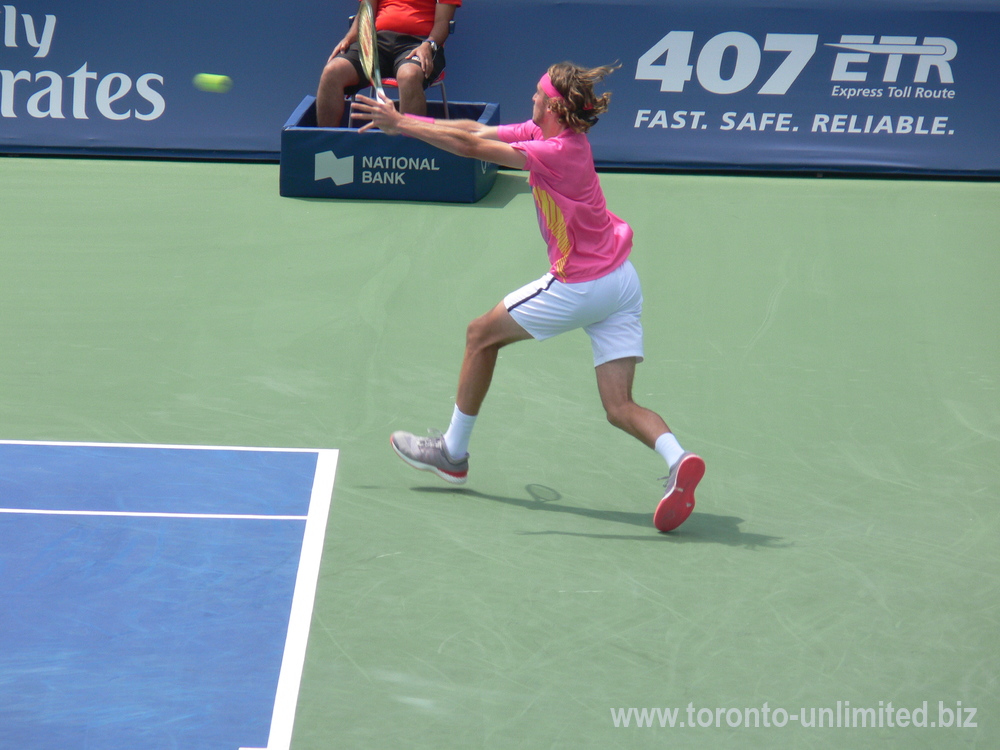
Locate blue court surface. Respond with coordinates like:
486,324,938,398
0,441,339,750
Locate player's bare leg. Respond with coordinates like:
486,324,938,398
595,356,704,532
455,303,533,416
391,303,530,482
594,356,669,448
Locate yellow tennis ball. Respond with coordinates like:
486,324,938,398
193,73,233,93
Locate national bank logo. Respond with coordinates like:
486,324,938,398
314,150,354,185
313,150,442,186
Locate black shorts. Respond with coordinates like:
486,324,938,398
338,30,446,93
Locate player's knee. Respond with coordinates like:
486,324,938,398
465,318,486,351
605,406,625,430
603,400,633,431
465,315,501,353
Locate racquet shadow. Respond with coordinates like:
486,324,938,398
411,484,788,549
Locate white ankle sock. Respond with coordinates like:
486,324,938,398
443,405,476,458
654,432,684,469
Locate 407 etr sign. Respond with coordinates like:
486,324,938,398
635,32,957,95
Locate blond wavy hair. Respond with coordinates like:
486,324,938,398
544,62,620,133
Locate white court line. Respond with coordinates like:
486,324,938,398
241,447,339,750
0,439,339,750
0,508,307,520
0,439,328,452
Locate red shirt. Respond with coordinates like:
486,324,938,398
374,0,461,37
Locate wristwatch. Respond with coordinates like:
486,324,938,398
425,38,439,52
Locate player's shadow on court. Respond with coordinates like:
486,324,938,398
412,484,787,549
290,173,529,209
474,172,533,208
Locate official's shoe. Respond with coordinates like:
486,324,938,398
653,452,705,532
390,430,469,484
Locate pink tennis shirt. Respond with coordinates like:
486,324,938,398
497,120,633,283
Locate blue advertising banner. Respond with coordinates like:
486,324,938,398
0,1,334,158
449,0,1000,176
1,0,998,175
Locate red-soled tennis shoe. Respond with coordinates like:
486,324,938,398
390,429,469,485
653,452,705,532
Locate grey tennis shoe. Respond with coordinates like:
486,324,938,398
390,430,469,484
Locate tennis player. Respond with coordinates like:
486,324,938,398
351,62,704,532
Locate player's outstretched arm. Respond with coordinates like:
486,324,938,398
351,94,523,168
351,95,500,139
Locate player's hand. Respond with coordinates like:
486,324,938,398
351,93,401,134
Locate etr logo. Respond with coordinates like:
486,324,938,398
635,32,957,94
828,36,955,83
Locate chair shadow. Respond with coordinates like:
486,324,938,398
412,484,788,549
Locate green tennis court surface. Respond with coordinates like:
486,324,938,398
2,157,997,748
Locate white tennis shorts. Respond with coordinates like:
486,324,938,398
503,260,644,367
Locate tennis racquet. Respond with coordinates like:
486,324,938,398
356,0,385,99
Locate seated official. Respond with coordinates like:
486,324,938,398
316,0,460,127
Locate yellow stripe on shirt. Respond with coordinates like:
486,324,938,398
533,186,572,279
